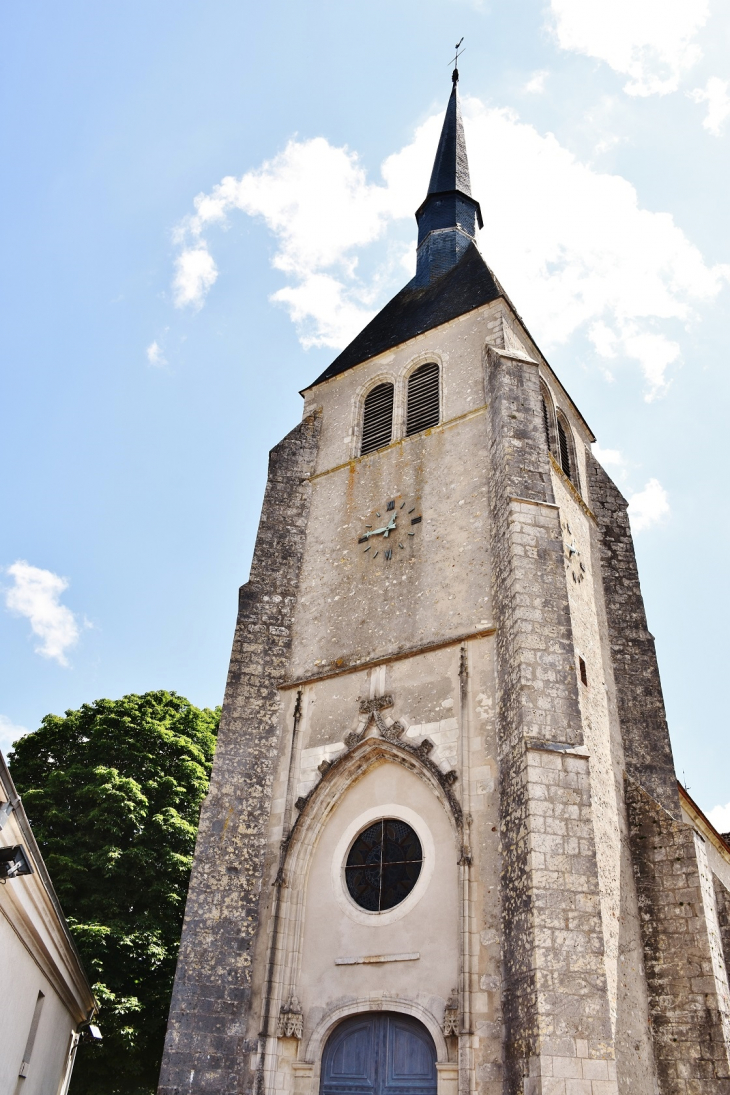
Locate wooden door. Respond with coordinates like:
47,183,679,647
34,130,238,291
320,1013,437,1095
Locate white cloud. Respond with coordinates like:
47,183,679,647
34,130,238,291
171,97,729,394
627,478,670,531
4,561,81,666
549,0,709,96
172,245,218,309
592,444,625,467
689,77,730,136
525,70,549,94
708,802,730,834
593,133,621,156
146,340,167,367
0,714,29,758
170,134,416,342
272,274,378,350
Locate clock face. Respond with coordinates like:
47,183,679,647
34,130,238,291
357,496,421,562
562,521,586,584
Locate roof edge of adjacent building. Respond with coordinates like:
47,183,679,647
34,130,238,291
679,781,730,866
0,749,96,1013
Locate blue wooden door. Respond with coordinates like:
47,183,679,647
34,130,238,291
321,1013,437,1095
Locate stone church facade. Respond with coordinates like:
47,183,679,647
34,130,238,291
159,75,730,1095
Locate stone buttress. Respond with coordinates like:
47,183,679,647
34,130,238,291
159,412,321,1094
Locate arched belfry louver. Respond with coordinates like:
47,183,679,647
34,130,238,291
557,414,574,481
541,398,551,449
540,382,556,455
361,383,394,455
406,362,440,436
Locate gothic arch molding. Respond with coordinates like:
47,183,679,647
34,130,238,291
288,733,462,857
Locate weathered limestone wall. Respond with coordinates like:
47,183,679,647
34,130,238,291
581,451,730,1091
551,468,622,1021
625,778,730,1092
680,797,730,1033
294,304,501,683
714,877,730,986
550,461,659,1095
485,343,618,1094
159,412,321,1095
586,456,678,818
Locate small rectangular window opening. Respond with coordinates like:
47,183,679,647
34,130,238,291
19,992,45,1078
579,657,588,687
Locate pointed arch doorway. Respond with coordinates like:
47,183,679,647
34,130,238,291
320,1013,437,1095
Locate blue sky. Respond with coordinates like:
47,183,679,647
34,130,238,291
2,0,729,819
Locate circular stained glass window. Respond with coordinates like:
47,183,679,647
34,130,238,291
345,818,423,912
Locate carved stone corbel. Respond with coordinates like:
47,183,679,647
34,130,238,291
277,997,303,1039
443,995,459,1036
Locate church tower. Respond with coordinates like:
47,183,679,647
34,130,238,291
159,74,730,1095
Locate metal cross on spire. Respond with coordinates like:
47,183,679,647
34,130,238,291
450,37,465,83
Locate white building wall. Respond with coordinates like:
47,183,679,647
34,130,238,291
0,917,76,1095
0,756,95,1095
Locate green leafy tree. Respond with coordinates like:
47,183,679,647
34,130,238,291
9,691,219,1095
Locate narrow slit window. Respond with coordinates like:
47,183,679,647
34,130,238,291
579,657,588,687
406,362,440,436
557,417,572,480
361,383,394,455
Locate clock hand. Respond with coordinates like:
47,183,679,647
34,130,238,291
362,515,397,539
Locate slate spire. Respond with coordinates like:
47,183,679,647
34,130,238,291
413,70,483,287
427,70,472,196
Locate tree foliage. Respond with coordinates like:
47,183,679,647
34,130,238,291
9,691,219,1095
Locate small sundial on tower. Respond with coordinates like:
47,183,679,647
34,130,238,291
358,497,421,562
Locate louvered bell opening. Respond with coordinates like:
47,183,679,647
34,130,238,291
406,362,440,436
361,383,394,455
541,397,551,450
557,418,572,480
